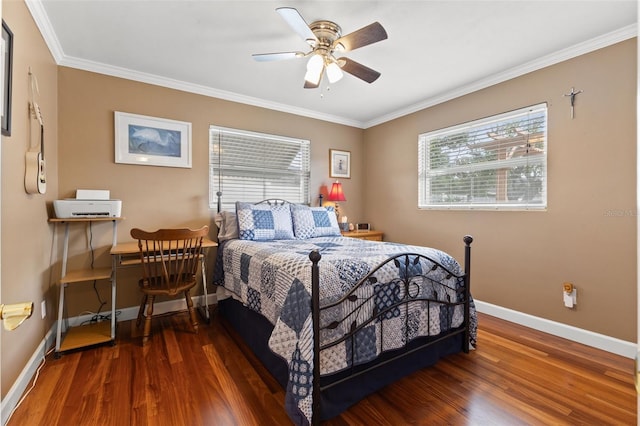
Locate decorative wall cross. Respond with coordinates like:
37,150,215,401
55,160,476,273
563,87,583,119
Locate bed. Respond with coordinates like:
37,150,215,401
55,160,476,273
214,200,475,425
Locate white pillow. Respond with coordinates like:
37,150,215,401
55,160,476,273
214,211,238,242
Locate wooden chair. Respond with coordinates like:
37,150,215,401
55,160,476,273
130,226,209,345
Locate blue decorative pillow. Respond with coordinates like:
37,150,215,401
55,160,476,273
236,202,294,240
291,204,342,239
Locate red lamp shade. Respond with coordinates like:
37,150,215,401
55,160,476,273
327,181,346,202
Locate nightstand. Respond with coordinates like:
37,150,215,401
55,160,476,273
341,229,383,241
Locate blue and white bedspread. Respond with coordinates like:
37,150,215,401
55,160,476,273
220,236,477,425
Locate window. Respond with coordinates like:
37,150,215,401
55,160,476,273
418,103,547,210
209,126,311,211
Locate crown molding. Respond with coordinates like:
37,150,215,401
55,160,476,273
25,0,65,63
25,0,636,130
58,56,363,128
364,23,638,128
24,0,362,128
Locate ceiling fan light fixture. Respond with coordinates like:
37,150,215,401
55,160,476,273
305,54,324,84
326,61,343,83
255,8,387,88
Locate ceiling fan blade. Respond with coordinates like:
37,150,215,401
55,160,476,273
334,22,387,52
252,52,304,62
339,58,381,83
276,7,318,44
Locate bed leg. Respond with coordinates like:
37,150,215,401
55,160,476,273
309,250,322,426
463,235,473,354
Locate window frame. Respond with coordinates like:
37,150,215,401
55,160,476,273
209,125,311,212
418,103,548,211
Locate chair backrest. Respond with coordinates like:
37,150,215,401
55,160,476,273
130,226,209,295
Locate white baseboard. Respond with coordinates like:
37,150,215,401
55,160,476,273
474,300,637,359
114,293,217,322
1,327,55,426
2,297,634,425
1,293,216,426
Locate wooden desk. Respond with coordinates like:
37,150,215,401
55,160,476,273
111,238,218,322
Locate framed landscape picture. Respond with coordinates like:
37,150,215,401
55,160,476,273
330,149,350,179
114,112,192,168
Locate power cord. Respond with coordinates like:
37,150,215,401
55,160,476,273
87,223,108,320
78,309,122,326
5,302,120,423
13,210,119,424
92,279,106,318
4,346,55,424
88,221,95,268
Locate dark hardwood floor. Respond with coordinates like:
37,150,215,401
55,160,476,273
7,310,636,425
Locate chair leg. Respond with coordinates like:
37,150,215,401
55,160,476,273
136,294,148,328
185,290,199,334
142,295,155,345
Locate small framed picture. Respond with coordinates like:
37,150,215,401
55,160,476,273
1,20,13,136
114,112,192,168
330,149,350,179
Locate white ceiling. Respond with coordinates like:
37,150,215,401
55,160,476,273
29,0,637,128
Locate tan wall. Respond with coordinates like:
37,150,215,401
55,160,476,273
1,0,636,403
1,1,59,397
57,67,364,316
363,39,637,342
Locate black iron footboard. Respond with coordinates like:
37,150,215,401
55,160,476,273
309,235,473,425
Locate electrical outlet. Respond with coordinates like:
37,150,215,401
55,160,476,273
563,284,577,308
40,300,46,319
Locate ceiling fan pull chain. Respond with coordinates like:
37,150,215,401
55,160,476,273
321,84,332,99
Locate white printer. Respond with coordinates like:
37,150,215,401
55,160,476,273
54,189,122,218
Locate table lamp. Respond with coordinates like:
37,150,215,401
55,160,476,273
327,181,346,219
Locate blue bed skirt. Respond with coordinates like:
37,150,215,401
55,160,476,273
219,297,464,421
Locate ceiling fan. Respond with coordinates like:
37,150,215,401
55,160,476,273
252,7,388,89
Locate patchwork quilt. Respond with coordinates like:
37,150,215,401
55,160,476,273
219,236,477,425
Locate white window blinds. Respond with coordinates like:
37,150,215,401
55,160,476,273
209,126,311,211
418,103,547,210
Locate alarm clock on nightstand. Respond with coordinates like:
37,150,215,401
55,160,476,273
356,223,371,231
